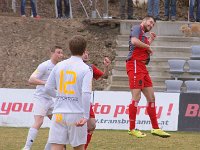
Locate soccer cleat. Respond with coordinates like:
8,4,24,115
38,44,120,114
128,129,146,138
151,129,171,138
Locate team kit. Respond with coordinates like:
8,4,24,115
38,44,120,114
22,16,170,150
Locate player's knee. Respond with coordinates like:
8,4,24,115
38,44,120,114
88,123,96,131
89,123,96,131
148,96,155,102
152,95,155,101
33,122,43,129
33,117,44,128
132,95,141,101
131,90,141,100
150,94,155,101
36,120,43,128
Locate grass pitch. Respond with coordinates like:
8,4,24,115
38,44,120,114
0,127,200,150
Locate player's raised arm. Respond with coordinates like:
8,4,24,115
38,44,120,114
131,37,150,49
102,57,111,79
92,57,111,80
148,32,156,44
130,25,150,50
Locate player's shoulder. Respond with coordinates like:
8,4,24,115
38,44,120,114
133,24,140,28
41,59,51,65
131,24,141,31
37,59,50,68
84,63,94,70
54,59,67,69
81,61,91,69
85,63,93,69
57,59,66,65
79,62,92,74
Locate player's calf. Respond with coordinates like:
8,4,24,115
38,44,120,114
87,118,96,131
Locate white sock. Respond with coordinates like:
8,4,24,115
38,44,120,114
24,128,38,149
44,142,51,150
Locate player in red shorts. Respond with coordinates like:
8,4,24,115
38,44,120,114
126,16,170,138
82,50,111,149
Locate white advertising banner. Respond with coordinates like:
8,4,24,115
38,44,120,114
0,89,179,131
0,88,94,128
0,88,51,127
93,91,180,131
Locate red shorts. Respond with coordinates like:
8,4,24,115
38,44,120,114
90,104,95,118
126,60,153,89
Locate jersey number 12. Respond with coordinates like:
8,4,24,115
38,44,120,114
59,70,77,94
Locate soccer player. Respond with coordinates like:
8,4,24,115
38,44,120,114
22,46,64,150
45,35,93,150
61,52,111,150
126,16,171,138
82,50,111,150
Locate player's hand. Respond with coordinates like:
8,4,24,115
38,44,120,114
149,32,156,41
147,48,153,56
76,118,88,127
104,57,111,67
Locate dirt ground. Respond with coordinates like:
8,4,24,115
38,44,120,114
0,16,119,90
0,0,191,90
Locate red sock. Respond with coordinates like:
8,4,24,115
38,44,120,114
129,100,138,130
147,102,159,129
85,131,93,150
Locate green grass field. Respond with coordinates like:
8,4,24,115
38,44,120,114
0,127,200,150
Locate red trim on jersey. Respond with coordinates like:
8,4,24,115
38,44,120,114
92,65,104,80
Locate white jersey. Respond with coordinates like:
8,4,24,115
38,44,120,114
32,60,55,99
45,56,93,115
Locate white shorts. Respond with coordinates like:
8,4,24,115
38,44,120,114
48,113,87,147
33,97,54,116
